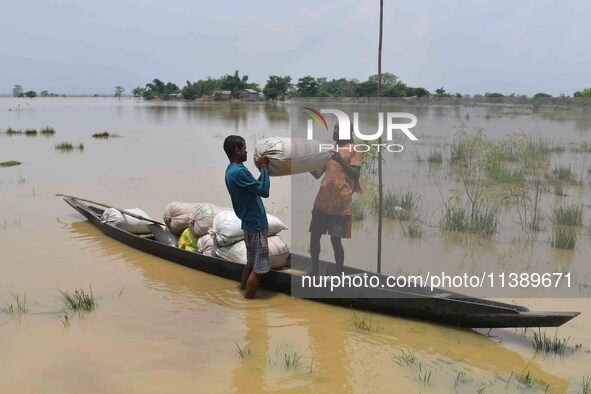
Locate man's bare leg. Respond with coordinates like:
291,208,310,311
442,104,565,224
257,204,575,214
244,272,261,299
330,236,344,272
241,263,254,290
309,231,322,275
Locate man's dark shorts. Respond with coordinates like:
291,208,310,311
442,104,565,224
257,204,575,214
244,230,270,274
309,208,352,238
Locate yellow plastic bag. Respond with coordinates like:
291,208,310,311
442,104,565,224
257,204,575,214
178,228,199,253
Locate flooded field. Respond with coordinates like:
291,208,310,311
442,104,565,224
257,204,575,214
1,97,590,393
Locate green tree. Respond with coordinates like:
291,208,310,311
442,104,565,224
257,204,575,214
534,92,552,98
296,76,318,97
263,75,292,100
142,79,179,100
132,86,145,97
24,90,37,98
114,85,125,98
12,84,24,97
574,88,591,98
434,87,450,97
40,90,49,97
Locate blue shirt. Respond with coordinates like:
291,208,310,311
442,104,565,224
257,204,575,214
225,163,270,232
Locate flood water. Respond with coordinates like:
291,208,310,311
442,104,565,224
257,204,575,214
1,97,590,393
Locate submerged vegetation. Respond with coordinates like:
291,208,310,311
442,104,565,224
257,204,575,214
5,293,27,315
40,127,55,136
352,311,380,332
531,329,570,355
0,160,22,167
92,131,120,139
59,288,96,311
55,142,84,151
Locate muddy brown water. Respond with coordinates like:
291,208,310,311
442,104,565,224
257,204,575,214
1,97,590,393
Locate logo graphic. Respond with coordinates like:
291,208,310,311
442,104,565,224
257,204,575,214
303,107,329,131
304,108,418,153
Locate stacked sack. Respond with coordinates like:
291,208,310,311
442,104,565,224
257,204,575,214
161,201,291,270
162,202,224,252
210,210,290,269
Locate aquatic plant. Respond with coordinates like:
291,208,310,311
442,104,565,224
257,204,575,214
517,370,535,389
549,225,577,249
24,129,37,136
551,166,578,185
440,205,467,232
92,131,120,139
377,190,421,221
485,162,525,184
61,311,70,327
551,205,583,227
392,348,416,366
582,376,591,394
235,343,251,359
5,128,22,136
5,293,27,314
426,150,443,164
454,370,466,386
401,218,422,238
351,198,365,221
352,311,379,332
416,363,432,384
40,127,55,136
59,288,96,311
283,352,303,369
531,329,570,355
0,161,21,167
55,142,84,151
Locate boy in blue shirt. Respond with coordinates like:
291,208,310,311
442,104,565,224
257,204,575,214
223,135,270,299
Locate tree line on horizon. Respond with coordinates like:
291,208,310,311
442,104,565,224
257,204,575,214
10,73,591,100
130,71,591,101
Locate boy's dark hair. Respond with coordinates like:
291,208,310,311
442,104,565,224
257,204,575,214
223,135,245,160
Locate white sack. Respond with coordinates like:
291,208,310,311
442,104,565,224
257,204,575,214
163,202,197,235
212,210,288,246
214,235,289,269
103,208,152,234
197,233,215,256
254,137,332,176
149,224,179,247
188,203,223,237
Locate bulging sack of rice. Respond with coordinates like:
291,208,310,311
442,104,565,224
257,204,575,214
214,235,289,269
212,210,288,246
163,202,197,235
178,228,199,253
149,224,179,247
254,137,332,176
102,208,153,234
188,203,223,237
197,233,215,256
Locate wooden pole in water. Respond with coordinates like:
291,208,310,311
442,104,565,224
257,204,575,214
377,0,384,274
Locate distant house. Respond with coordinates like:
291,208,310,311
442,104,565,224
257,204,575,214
213,90,232,100
236,89,259,101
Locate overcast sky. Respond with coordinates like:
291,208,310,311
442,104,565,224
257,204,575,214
1,0,589,96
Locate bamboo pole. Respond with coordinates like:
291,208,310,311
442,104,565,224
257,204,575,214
377,0,384,274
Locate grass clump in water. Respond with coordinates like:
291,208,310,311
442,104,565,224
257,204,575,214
352,311,380,332
40,127,55,136
5,127,22,136
392,348,416,366
0,161,22,167
440,205,467,232
531,329,569,355
401,218,423,238
5,293,27,314
426,150,443,164
24,129,37,136
440,204,498,236
351,198,365,221
550,225,577,249
283,352,303,369
92,131,120,139
59,288,96,311
485,162,525,184
551,166,578,185
235,343,251,359
582,376,591,394
377,190,420,221
55,142,84,151
551,205,583,227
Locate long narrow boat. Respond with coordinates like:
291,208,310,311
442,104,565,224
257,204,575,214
63,197,579,328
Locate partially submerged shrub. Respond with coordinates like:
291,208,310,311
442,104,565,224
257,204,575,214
0,161,22,167
40,127,55,136
551,205,583,227
550,225,577,249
